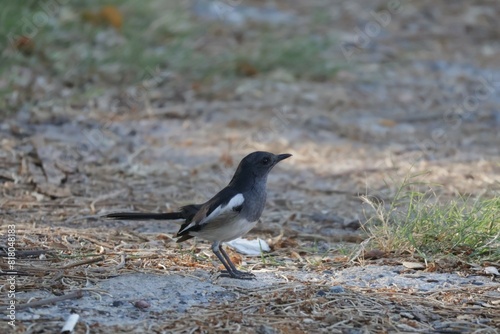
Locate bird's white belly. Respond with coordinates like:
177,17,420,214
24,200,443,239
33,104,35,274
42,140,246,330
191,218,257,243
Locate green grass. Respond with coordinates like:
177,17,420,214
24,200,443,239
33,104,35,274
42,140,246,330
235,34,340,81
1,1,343,81
361,173,500,262
1,1,347,118
0,0,350,120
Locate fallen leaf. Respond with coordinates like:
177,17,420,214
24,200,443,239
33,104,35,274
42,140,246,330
402,261,426,270
236,60,258,77
100,6,123,30
227,237,270,256
363,249,385,260
81,5,123,30
290,251,303,260
13,36,35,55
379,119,397,127
425,262,438,272
37,183,72,198
484,266,499,276
32,137,67,185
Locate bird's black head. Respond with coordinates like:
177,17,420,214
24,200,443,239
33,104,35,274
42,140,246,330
229,151,292,186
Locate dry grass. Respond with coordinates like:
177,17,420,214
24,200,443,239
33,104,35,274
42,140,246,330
158,286,500,333
0,224,213,290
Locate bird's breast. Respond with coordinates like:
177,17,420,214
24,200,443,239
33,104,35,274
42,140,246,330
241,188,267,222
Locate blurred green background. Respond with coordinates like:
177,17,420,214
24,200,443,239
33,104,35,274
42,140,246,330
1,0,347,117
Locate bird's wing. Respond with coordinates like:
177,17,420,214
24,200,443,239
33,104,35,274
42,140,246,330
177,189,244,235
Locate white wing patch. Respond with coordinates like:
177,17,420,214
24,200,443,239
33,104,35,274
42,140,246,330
202,193,244,226
178,193,244,234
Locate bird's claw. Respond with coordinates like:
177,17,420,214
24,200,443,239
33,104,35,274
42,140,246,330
219,270,256,280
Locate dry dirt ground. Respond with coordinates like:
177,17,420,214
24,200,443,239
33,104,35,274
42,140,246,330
1,0,500,333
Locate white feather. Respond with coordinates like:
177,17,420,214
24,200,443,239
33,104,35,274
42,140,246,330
178,193,244,234
203,193,244,224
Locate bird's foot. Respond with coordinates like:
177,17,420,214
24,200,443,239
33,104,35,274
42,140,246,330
220,269,256,280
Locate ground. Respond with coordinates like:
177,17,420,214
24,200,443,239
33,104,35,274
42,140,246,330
0,0,499,333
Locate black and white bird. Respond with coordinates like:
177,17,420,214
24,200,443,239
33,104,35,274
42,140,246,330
106,151,292,279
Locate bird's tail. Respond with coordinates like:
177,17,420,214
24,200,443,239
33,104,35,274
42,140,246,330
105,212,184,220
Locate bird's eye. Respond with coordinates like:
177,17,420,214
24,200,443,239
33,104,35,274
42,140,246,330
262,157,270,164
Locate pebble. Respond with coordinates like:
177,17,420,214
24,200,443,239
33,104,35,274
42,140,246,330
330,286,345,294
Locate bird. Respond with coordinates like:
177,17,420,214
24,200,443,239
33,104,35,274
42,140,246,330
106,151,292,279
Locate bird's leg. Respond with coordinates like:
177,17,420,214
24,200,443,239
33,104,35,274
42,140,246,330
219,245,255,278
211,242,234,274
211,242,254,280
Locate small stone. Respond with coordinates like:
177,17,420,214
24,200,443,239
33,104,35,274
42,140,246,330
316,290,327,297
132,300,150,309
112,300,123,307
329,286,345,293
344,220,361,230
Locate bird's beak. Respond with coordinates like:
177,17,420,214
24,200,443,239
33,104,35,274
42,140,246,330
277,153,292,162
